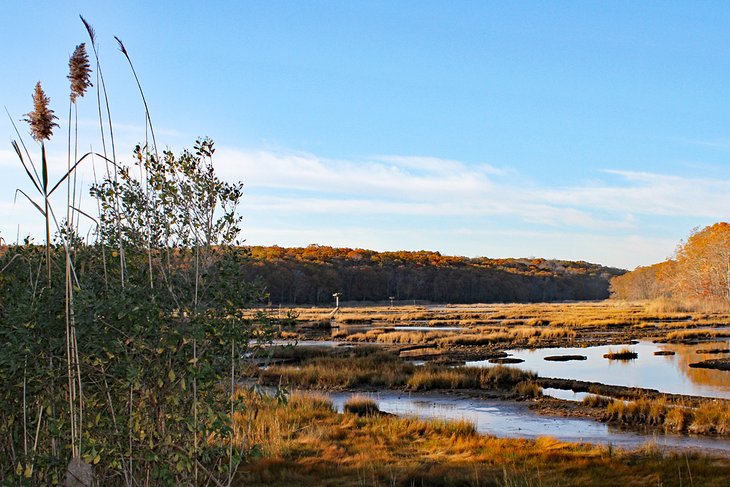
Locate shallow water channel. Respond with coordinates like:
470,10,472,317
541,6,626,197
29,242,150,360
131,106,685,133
466,340,730,399
326,391,730,456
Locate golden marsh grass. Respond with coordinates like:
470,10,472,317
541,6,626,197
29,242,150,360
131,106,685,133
236,390,730,486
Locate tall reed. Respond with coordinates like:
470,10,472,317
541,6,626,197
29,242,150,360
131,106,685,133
1,18,272,486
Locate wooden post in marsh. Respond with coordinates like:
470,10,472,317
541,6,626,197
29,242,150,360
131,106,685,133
330,292,342,323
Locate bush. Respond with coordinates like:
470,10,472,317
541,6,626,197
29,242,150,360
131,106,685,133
0,21,273,485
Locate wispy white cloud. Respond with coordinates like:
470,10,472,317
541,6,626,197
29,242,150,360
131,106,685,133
683,137,730,151
2,143,724,268
539,170,730,219
219,146,728,229
74,119,185,139
215,148,497,198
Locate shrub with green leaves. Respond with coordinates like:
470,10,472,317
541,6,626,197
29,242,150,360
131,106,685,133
0,19,273,486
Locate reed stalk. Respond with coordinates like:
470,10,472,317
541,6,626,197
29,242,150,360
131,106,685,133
81,15,125,288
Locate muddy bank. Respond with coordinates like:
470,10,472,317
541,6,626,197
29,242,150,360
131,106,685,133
689,358,730,371
535,377,730,407
544,355,587,361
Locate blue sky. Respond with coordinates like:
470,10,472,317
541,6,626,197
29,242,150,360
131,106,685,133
2,1,730,270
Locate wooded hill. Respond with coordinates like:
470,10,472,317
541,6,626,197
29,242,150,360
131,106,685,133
240,245,625,305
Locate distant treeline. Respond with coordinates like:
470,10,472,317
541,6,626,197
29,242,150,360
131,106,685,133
240,245,625,305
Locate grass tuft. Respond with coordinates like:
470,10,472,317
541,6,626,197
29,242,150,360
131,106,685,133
343,395,380,416
603,346,638,360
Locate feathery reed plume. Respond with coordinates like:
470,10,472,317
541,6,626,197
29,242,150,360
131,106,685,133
69,43,92,103
80,15,95,45
24,82,59,141
115,36,128,57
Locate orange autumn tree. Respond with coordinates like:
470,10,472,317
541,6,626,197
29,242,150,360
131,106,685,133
610,260,674,300
673,222,730,301
611,222,730,303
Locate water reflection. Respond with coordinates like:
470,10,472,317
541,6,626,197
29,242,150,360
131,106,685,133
542,388,593,402
326,391,730,455
466,340,730,399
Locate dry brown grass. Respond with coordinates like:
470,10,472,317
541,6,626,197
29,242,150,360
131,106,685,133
276,300,730,332
645,297,730,314
581,394,613,408
344,327,397,342
665,329,730,342
343,395,380,416
235,390,730,486
435,325,576,347
514,380,542,398
375,330,452,344
437,331,513,346
604,397,730,435
406,365,534,391
260,350,412,389
274,302,730,356
260,349,533,393
603,346,638,360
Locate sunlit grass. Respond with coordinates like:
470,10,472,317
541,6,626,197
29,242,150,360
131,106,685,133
235,390,730,486
665,329,730,342
343,395,380,416
260,350,534,393
594,396,730,436
603,346,638,360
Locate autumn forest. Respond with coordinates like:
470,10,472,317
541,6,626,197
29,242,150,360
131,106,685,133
242,246,625,304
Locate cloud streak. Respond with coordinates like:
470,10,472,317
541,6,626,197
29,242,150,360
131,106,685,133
218,146,730,228
1,143,725,269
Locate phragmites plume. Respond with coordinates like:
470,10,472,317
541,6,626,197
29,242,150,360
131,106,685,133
24,82,59,141
114,36,129,58
80,15,96,45
69,43,93,102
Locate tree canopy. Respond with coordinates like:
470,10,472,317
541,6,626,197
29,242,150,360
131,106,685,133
611,222,730,303
240,245,624,304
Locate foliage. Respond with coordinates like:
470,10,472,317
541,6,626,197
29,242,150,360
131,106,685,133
240,245,624,304
0,141,271,485
0,20,272,486
609,261,674,301
611,222,730,304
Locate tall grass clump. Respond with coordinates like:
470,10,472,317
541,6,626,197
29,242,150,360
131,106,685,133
261,350,414,389
603,397,730,436
0,19,275,486
603,347,638,360
665,329,730,342
343,396,380,416
407,365,534,391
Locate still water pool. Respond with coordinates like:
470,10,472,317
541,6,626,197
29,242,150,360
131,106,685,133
325,391,730,455
467,340,730,399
